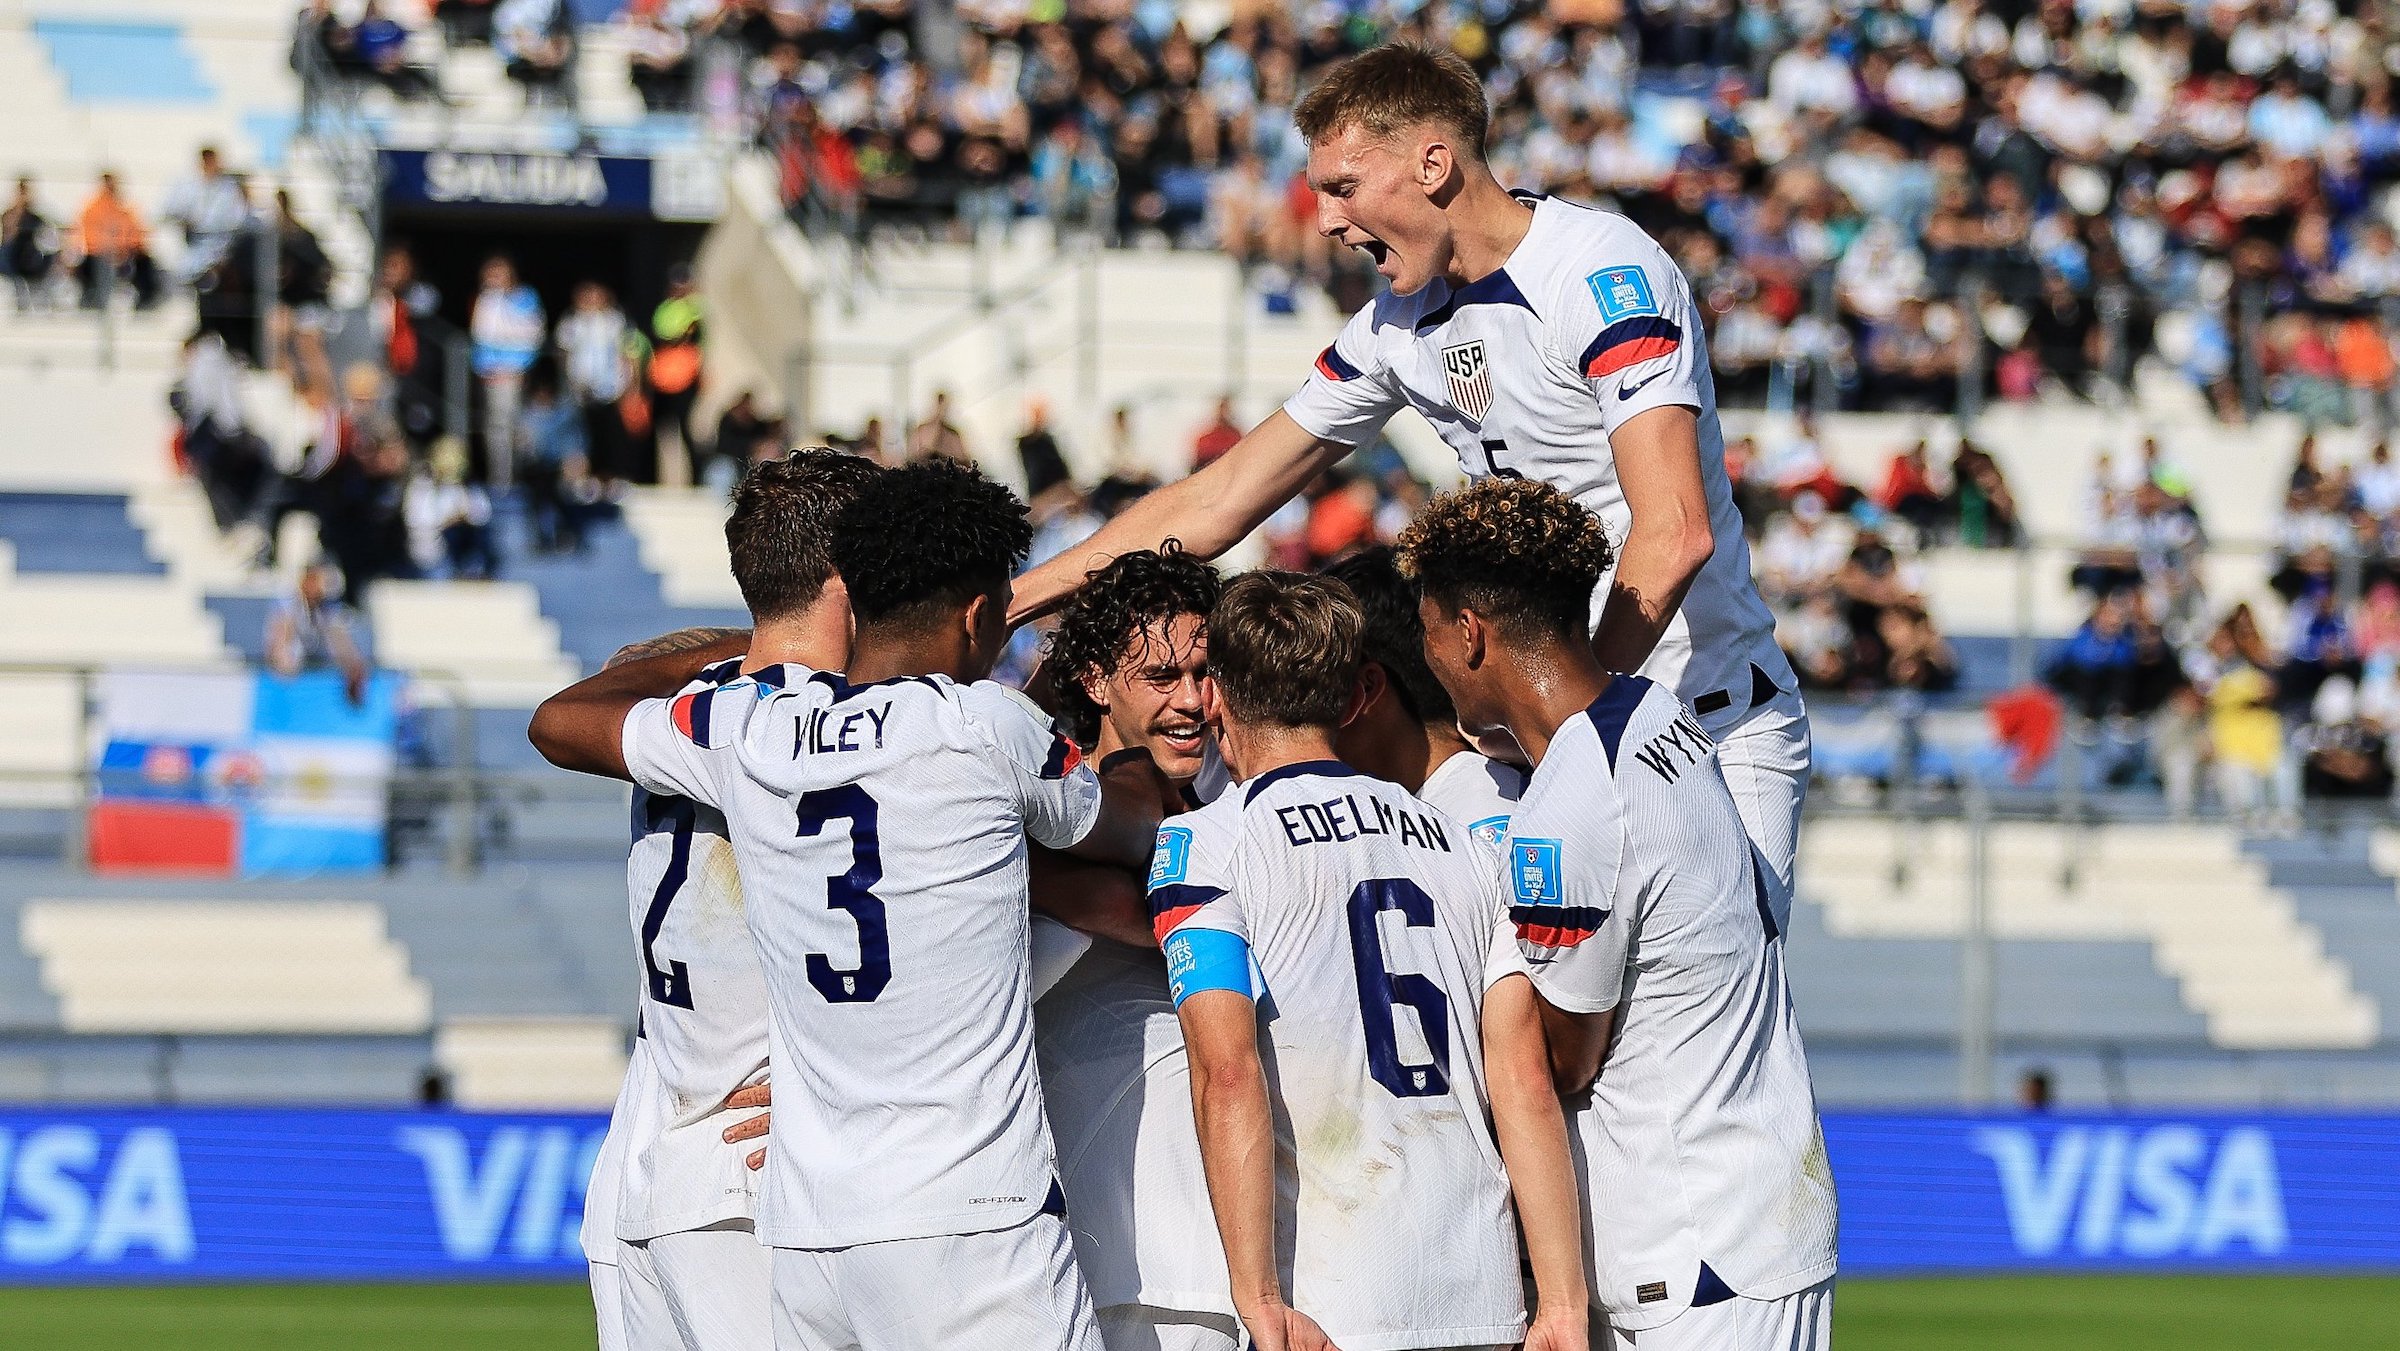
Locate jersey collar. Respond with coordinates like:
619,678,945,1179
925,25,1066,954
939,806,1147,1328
1240,758,1361,805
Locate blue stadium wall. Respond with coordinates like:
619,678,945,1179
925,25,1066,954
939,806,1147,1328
0,1109,2393,1282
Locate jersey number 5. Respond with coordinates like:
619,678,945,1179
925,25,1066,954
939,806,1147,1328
795,784,892,1003
1346,878,1452,1099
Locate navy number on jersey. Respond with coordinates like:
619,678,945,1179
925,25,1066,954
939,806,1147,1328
1346,878,1452,1098
795,784,892,1003
638,795,697,1010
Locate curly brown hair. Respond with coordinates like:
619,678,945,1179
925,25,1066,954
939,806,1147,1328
1395,479,1615,640
1043,544,1221,748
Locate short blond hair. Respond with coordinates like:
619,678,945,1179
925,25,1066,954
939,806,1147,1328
1293,43,1490,160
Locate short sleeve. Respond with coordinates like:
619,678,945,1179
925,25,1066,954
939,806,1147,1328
1145,813,1242,945
621,687,735,807
1280,304,1407,448
1507,808,1631,1015
1563,239,1709,439
960,681,1103,850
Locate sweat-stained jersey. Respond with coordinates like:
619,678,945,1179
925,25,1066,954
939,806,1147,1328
1503,674,1837,1329
1154,762,1528,1351
622,666,1101,1250
1281,194,1791,708
615,658,770,1243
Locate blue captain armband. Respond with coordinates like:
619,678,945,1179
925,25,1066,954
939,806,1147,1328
1163,929,1255,1007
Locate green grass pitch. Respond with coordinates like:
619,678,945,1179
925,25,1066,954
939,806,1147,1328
2,1275,2398,1349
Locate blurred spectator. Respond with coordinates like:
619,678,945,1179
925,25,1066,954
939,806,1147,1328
1951,441,2021,547
267,562,371,699
622,6,693,112
2,177,58,308
1757,491,1850,607
709,390,770,486
470,254,544,488
159,146,249,283
72,172,159,310
267,189,334,397
2196,610,2288,828
369,244,441,446
1015,400,1071,507
494,0,573,104
517,365,589,554
404,437,497,580
1875,440,1947,539
2296,674,2396,800
907,389,969,463
557,281,641,484
172,332,269,534
349,0,444,100
647,266,705,472
1192,395,1242,473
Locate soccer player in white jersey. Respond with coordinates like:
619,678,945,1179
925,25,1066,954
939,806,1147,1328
1010,44,1808,919
1396,480,1838,1351
534,459,1161,1351
577,451,884,1351
1320,546,1524,843
1156,572,1588,1351
1033,546,1241,1351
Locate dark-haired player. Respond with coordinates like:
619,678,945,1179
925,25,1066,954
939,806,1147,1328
534,458,1160,1350
1031,546,1239,1351
577,449,879,1351
1321,545,1522,844
1157,571,1586,1351
1396,479,1836,1351
1012,41,1809,917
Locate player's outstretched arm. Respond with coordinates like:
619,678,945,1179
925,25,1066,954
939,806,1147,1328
528,631,749,780
1180,988,1343,1351
1589,405,1715,675
1027,848,1155,949
1484,974,1590,1351
1008,411,1351,626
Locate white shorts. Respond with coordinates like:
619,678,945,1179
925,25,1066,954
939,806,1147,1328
1598,1277,1834,1351
1704,685,1810,933
592,1254,632,1351
772,1212,1103,1351
1095,1303,1240,1351
625,1221,774,1351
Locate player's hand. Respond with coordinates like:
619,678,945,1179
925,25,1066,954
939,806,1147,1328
723,1082,771,1171
1523,1305,1589,1351
1238,1302,1342,1351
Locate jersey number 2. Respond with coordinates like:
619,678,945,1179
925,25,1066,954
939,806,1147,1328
795,784,892,1003
1346,878,1452,1098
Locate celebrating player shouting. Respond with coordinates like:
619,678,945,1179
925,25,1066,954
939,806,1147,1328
1012,42,1808,911
1156,572,1588,1351
1397,480,1837,1351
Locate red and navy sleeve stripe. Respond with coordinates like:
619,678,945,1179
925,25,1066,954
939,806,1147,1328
1040,732,1084,779
1314,344,1363,382
670,688,714,745
1512,904,1610,949
1150,883,1227,944
1580,316,1682,379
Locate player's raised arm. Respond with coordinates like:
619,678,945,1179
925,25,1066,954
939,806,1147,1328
1483,971,1591,1351
1589,404,1715,675
1008,410,1348,625
528,630,751,780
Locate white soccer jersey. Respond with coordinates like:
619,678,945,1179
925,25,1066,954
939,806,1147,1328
1503,674,1837,1330
1282,194,1792,708
582,1036,656,1265
623,665,1101,1249
615,659,771,1243
1035,938,1233,1318
1154,761,1527,1351
1416,750,1525,848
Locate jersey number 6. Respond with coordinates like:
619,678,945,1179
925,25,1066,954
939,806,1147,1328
1346,878,1452,1099
795,784,893,1003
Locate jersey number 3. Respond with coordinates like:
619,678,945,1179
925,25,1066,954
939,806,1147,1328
1346,878,1452,1098
795,785,892,1003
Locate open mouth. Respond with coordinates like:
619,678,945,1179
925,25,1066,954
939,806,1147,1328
1352,237,1392,271
1155,724,1207,757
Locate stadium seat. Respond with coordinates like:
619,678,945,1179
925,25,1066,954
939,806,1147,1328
365,579,582,706
433,1016,627,1109
19,898,432,1034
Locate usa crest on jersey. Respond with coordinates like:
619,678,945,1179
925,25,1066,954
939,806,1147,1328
1442,339,1494,423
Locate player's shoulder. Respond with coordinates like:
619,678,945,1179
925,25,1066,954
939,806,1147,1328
1537,673,1687,779
655,660,819,750
1519,196,1688,326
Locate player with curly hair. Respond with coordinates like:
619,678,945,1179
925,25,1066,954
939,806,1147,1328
1025,546,1242,1351
1011,41,1812,913
541,457,1164,1351
1397,478,1839,1351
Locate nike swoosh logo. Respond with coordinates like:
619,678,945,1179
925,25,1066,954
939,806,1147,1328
1525,955,1559,967
1619,369,1668,400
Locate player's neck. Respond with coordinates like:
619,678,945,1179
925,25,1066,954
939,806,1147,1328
745,596,850,675
1220,722,1343,784
1442,174,1536,287
1412,724,1478,793
846,629,974,685
1490,641,1612,768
